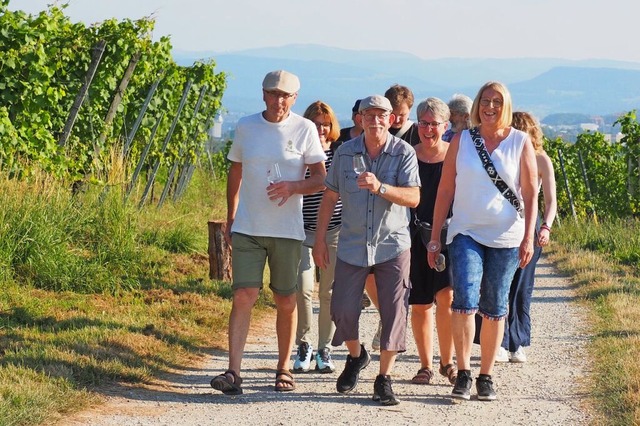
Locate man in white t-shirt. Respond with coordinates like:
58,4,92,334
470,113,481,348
211,70,327,395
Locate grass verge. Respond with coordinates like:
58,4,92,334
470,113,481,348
547,218,640,425
0,167,274,426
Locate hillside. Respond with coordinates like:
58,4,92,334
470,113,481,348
174,44,640,121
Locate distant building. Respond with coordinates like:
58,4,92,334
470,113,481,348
580,123,599,132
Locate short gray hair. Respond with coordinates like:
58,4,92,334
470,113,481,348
416,97,450,122
447,93,473,115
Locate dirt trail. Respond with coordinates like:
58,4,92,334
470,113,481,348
63,257,593,425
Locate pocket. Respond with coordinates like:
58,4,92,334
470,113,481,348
379,172,398,186
344,171,359,193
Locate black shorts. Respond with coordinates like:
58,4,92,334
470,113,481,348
409,234,453,305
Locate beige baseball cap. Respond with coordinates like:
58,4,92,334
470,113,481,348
262,70,300,94
358,95,393,113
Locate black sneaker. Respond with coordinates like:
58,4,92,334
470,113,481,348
336,344,370,393
372,374,400,406
451,369,473,401
476,374,497,401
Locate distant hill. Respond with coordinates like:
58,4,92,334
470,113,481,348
173,44,640,121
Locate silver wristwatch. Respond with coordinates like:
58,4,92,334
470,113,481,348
378,184,387,195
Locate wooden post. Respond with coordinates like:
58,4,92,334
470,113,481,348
58,39,107,148
208,220,232,281
98,51,142,148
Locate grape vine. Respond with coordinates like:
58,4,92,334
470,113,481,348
0,0,226,189
546,111,640,219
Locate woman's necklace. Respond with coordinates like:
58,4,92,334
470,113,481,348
420,143,445,163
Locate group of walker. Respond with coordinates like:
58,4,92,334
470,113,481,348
211,69,557,405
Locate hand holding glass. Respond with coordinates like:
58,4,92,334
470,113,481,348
267,163,282,204
353,154,366,175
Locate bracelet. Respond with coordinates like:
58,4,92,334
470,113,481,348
540,223,551,232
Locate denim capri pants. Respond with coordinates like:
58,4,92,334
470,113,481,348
448,233,520,320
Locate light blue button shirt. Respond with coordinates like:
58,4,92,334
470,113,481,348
326,133,420,267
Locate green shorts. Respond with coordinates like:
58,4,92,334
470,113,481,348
231,233,302,296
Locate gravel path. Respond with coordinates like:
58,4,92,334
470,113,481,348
63,256,594,425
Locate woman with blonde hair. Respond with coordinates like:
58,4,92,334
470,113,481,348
428,81,538,402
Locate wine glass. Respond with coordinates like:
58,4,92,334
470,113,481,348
435,253,446,272
267,162,282,184
352,154,366,175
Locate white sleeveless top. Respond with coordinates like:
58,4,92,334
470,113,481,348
447,128,528,248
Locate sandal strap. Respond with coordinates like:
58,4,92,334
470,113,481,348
223,369,243,386
417,367,433,377
275,369,294,381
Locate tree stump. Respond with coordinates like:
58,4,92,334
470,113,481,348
208,220,232,281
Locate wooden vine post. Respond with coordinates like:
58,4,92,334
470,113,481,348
208,221,232,281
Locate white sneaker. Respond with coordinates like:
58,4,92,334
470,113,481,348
293,342,313,372
371,320,382,351
495,346,510,363
510,346,527,363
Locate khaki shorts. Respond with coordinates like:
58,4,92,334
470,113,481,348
231,233,302,296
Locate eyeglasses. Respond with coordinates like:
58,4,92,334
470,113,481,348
264,90,296,99
362,113,390,122
479,98,503,108
417,120,443,128
314,122,331,129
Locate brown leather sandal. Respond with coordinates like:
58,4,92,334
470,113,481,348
274,369,296,392
411,367,434,384
211,369,243,395
439,362,458,385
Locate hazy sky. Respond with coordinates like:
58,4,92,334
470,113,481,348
8,0,640,63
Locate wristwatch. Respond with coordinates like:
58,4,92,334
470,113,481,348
378,183,387,195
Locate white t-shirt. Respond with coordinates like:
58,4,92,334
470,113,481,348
227,112,326,241
448,128,528,248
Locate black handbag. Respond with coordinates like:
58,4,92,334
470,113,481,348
414,215,450,251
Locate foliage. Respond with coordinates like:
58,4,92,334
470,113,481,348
547,111,640,218
0,2,226,189
205,139,232,178
0,174,142,293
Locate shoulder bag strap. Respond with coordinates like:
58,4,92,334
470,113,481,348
394,120,414,139
468,127,523,216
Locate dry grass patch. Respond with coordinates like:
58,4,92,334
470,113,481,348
546,241,640,425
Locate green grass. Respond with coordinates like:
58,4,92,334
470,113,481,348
7,163,640,425
549,217,640,425
0,166,274,425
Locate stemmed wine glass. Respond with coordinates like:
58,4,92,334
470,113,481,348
353,154,366,175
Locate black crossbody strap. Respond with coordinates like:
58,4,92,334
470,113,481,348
468,127,523,216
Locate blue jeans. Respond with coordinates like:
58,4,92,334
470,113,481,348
502,243,542,350
448,234,520,319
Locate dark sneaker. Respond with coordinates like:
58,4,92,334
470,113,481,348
361,292,372,309
336,344,370,393
292,342,313,373
315,347,335,373
476,374,497,401
451,370,473,401
372,374,400,406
